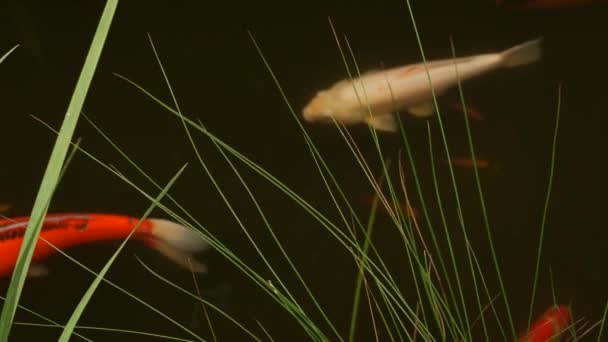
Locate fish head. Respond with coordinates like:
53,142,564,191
302,89,361,125
302,90,338,123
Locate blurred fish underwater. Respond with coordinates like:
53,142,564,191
0,213,209,277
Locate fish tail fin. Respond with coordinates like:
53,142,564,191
501,38,542,68
147,219,209,273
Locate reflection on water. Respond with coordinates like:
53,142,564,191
1,0,607,340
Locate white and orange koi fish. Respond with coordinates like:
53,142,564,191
0,213,209,277
302,38,542,132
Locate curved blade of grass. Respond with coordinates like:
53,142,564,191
249,28,459,339
35,115,310,340
0,1,117,339
447,37,503,341
188,260,217,342
35,200,205,341
136,257,263,342
145,35,333,340
526,84,562,333
57,163,186,341
113,72,444,338
598,301,608,341
0,45,19,64
0,296,92,342
327,20,469,338
326,30,442,339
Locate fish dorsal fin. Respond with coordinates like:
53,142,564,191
366,114,398,132
408,102,435,118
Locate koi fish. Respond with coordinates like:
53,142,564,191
497,0,607,10
447,102,484,121
442,157,491,169
302,38,542,132
0,213,209,277
518,305,571,342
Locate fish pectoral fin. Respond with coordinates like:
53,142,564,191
366,114,398,132
152,240,208,274
408,102,435,118
27,263,50,277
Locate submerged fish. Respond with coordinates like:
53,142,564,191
518,305,571,342
303,38,542,132
442,157,491,169
447,102,484,120
0,213,209,277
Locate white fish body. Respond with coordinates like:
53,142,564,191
302,38,542,132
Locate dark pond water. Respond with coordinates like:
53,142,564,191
1,0,607,340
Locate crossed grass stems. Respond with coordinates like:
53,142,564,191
1,3,606,341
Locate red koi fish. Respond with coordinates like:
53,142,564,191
448,102,484,121
0,213,209,277
518,305,571,342
497,0,607,10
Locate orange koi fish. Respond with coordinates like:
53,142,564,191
497,0,607,10
518,305,571,342
442,157,491,169
0,213,209,277
448,102,484,121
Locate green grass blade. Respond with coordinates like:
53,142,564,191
597,300,608,342
137,258,263,342
0,296,92,342
144,35,332,339
57,164,186,341
448,37,504,340
526,84,562,332
0,45,19,64
0,1,118,339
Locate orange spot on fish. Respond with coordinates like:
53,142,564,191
397,65,421,77
518,305,571,342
